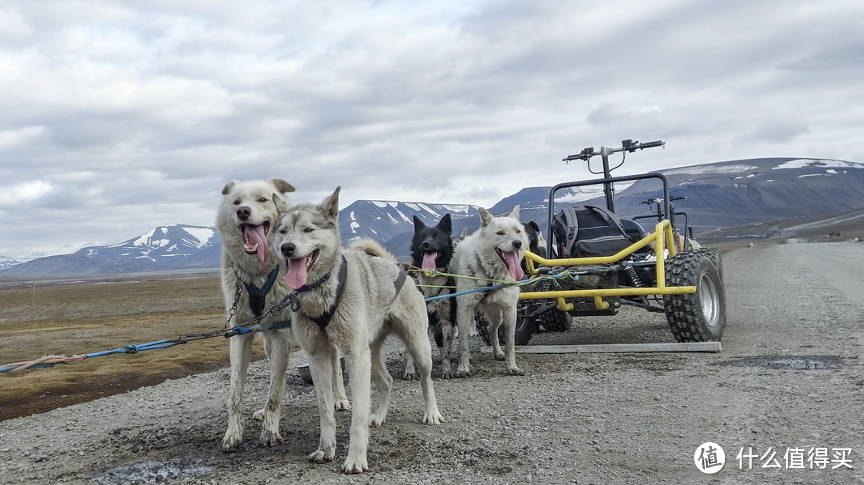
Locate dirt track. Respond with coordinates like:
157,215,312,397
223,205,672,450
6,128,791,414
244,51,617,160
1,241,863,484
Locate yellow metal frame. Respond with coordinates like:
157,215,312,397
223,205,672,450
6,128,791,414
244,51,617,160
520,220,697,312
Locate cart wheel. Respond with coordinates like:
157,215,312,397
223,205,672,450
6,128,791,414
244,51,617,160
476,313,536,346
697,247,724,280
664,251,726,342
538,307,572,332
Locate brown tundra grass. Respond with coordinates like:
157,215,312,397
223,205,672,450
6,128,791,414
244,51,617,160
0,275,263,421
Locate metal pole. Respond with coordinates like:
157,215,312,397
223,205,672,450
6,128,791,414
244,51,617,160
601,146,615,212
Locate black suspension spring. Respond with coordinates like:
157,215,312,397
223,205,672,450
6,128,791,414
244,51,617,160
625,265,643,288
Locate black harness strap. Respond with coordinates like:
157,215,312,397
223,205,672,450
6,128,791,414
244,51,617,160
244,265,280,317
311,256,348,330
393,268,408,296
446,276,457,320
308,258,409,330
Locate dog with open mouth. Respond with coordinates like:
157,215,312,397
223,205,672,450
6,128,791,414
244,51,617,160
452,205,529,377
216,178,349,453
408,213,459,378
273,187,444,474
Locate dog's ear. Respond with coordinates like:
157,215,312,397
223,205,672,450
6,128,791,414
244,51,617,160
413,215,425,231
320,186,341,220
438,213,452,235
479,207,493,227
270,178,296,194
272,192,291,213
221,180,238,196
527,221,540,232
509,205,521,220
456,227,468,242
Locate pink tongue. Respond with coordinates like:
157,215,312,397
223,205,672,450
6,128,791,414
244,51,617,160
503,251,524,281
284,257,309,290
247,225,268,265
421,252,438,271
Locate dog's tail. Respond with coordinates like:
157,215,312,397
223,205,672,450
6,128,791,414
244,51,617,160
352,238,397,263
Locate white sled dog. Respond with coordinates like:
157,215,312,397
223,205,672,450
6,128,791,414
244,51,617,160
453,206,529,377
217,178,349,452
273,187,444,474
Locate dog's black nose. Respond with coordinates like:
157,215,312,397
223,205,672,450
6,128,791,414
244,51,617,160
280,242,296,257
421,240,433,250
513,240,522,250
237,206,251,220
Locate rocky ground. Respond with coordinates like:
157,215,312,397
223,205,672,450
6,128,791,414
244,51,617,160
1,241,862,484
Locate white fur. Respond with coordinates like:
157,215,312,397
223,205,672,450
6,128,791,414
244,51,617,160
273,187,444,474
452,206,529,377
216,178,349,453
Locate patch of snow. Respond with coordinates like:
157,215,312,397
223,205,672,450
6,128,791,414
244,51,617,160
445,204,472,214
773,159,864,170
664,164,759,175
416,203,442,217
183,228,214,248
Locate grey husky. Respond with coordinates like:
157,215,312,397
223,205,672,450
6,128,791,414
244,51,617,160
453,206,529,377
273,187,444,474
216,178,348,453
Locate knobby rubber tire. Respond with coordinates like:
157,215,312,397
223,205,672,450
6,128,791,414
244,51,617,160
663,251,726,342
537,307,572,332
476,312,537,346
696,247,724,281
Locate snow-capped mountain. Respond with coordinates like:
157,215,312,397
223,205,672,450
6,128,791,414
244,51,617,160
0,256,20,270
608,157,864,233
340,200,479,244
4,157,863,275
76,224,217,263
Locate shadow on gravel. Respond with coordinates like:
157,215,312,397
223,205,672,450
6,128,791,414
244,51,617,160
92,459,214,485
715,355,843,370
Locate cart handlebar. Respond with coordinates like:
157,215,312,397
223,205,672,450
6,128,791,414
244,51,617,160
563,139,665,162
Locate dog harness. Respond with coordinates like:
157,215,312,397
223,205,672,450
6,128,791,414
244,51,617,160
309,256,348,329
307,256,409,330
244,265,280,317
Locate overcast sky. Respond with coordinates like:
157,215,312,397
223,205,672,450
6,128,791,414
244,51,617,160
2,0,863,260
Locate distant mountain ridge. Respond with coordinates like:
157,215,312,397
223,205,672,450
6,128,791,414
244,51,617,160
0,256,20,271
3,157,863,275
77,224,217,263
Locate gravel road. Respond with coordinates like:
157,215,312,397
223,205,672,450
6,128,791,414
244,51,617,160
1,241,862,484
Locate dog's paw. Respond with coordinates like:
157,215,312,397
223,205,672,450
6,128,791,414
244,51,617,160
221,434,242,453
493,350,505,361
506,366,525,376
370,413,386,427
308,448,335,464
259,429,283,447
341,456,369,474
441,369,454,379
252,408,266,421
335,398,351,412
455,367,472,378
423,410,445,425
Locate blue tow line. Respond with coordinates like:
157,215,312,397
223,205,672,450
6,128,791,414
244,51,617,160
2,272,574,373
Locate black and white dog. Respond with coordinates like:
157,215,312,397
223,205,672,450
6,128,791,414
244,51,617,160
408,214,459,378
